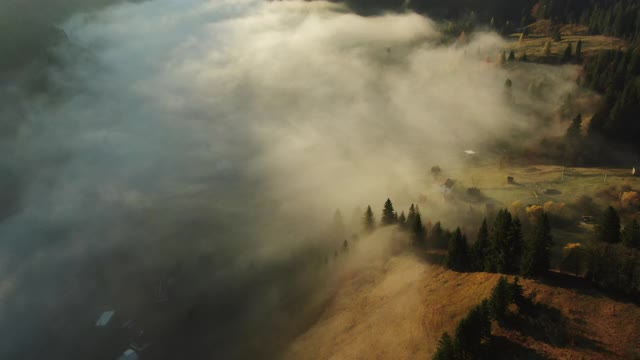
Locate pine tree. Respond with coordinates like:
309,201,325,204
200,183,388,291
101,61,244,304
622,219,640,248
471,219,490,272
488,209,513,273
447,227,468,271
562,42,573,62
596,206,621,243
381,198,396,225
508,217,524,273
519,51,528,62
566,113,583,139
575,39,582,62
413,211,426,245
508,50,516,61
455,300,491,359
398,211,407,229
553,26,562,42
489,276,511,320
363,205,375,233
406,204,416,230
432,332,455,360
521,213,553,277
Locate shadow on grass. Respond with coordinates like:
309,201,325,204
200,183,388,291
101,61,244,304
500,298,612,355
540,270,639,305
490,336,550,360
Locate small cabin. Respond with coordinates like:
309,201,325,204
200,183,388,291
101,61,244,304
581,216,595,224
507,176,515,184
440,178,455,194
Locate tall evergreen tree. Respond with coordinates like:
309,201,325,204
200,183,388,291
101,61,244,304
488,209,513,273
413,210,427,245
406,204,416,230
363,205,375,233
489,276,511,320
508,50,516,61
447,227,468,271
596,206,621,243
398,211,407,229
454,300,491,359
471,219,490,272
562,42,573,62
381,198,397,225
566,113,583,140
508,217,524,273
575,39,582,62
521,213,553,277
432,332,455,360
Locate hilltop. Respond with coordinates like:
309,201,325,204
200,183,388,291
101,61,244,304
283,255,640,359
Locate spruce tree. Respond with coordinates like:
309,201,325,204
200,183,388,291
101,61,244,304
489,276,511,320
471,219,490,272
575,39,582,62
432,332,455,360
508,217,524,273
413,211,426,245
363,205,375,233
596,206,621,243
508,50,516,61
488,209,513,273
406,204,416,230
566,113,583,140
447,227,468,271
521,213,553,277
381,198,396,225
562,42,573,62
455,300,491,359
398,211,407,229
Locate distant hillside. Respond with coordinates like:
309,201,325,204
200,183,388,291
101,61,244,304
284,255,640,359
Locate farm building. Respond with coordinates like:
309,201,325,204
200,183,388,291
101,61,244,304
440,178,455,194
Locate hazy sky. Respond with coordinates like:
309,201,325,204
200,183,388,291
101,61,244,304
0,0,582,357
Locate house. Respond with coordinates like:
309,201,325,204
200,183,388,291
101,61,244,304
440,178,455,194
117,349,138,360
96,310,116,327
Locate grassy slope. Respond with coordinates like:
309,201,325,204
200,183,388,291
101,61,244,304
504,20,628,63
283,256,640,359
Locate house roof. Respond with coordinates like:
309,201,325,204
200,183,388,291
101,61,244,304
118,349,138,360
96,310,115,327
442,178,455,188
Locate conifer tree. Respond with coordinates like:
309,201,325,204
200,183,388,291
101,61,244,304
381,198,396,225
363,205,375,233
398,211,407,229
471,219,490,272
566,113,583,139
489,276,511,320
413,210,426,245
455,300,491,359
508,217,524,273
575,39,582,62
562,42,573,62
432,332,455,360
596,206,621,243
521,213,553,277
406,204,416,230
447,227,468,271
508,50,516,61
488,209,513,273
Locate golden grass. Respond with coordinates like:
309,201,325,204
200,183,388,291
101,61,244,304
283,257,640,359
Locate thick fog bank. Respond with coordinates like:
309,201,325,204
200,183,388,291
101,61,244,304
0,1,580,358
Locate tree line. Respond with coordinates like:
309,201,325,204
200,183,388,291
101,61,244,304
446,209,553,278
433,276,525,360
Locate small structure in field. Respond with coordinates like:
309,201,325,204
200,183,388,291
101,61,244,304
581,215,595,224
507,176,515,184
430,165,442,177
440,178,455,194
118,349,139,360
95,310,116,328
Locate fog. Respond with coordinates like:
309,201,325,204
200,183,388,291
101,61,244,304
0,0,581,358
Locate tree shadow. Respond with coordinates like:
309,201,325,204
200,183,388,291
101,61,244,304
490,336,550,359
539,271,639,305
500,298,612,355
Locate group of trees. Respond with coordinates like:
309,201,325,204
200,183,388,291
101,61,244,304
362,199,427,244
433,277,524,360
535,0,640,42
447,209,553,278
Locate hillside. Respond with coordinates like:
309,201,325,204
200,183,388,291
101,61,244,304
283,255,640,359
